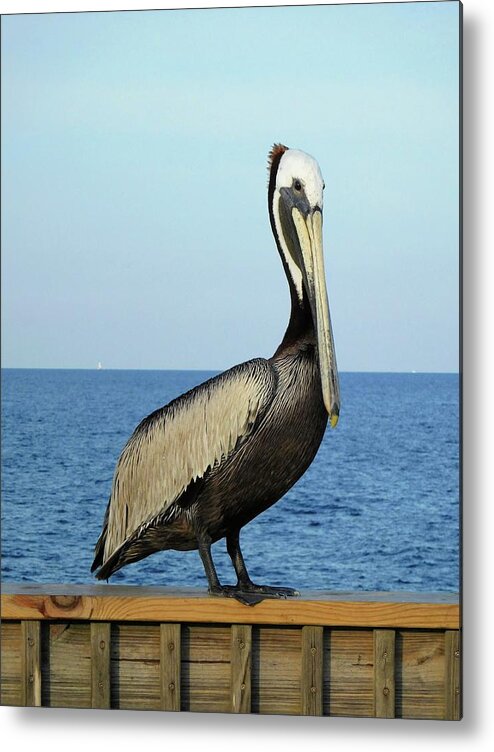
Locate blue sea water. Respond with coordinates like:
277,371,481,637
1,369,460,593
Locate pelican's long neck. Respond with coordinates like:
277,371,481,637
274,275,315,358
267,144,315,358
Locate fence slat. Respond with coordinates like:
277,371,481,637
444,630,461,720
374,629,396,718
160,623,181,711
91,622,111,708
301,625,324,715
230,624,252,713
21,620,41,707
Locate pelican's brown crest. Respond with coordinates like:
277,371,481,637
267,142,288,185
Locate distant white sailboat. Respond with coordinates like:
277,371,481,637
97,361,103,370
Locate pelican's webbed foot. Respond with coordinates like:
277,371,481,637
242,583,300,598
208,584,265,606
208,583,299,606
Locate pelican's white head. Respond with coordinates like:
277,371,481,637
275,149,325,214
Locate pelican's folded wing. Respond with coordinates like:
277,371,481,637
95,358,276,567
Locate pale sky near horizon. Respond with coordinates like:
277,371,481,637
1,1,460,372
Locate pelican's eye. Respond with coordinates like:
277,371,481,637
323,182,326,190
294,179,302,191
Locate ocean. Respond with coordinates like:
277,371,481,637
1,369,460,593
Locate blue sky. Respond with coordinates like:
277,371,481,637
1,2,460,371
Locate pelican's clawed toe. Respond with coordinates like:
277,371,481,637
208,585,264,606
208,583,300,606
244,584,300,598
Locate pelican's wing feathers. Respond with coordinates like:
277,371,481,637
95,358,276,568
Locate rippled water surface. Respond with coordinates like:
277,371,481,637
1,369,460,592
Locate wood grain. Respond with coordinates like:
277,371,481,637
444,630,461,720
301,625,324,715
1,621,21,706
324,629,374,717
374,629,396,718
21,620,41,707
111,624,160,710
230,625,252,713
43,623,92,708
395,630,447,720
1,585,460,629
252,626,302,715
160,623,181,711
181,625,231,713
91,622,111,709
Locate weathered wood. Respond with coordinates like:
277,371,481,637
0,621,22,706
42,623,92,708
90,622,111,709
182,624,231,713
160,623,181,711
374,629,396,718
21,620,41,707
230,625,252,713
444,630,461,720
395,630,447,720
301,625,324,715
324,629,374,717
252,626,302,715
1,584,460,629
111,624,160,710
1,586,462,718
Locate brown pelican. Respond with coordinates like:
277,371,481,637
91,144,340,604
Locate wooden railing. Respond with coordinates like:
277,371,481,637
1,583,461,719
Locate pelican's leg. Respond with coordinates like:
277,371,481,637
196,530,262,606
226,529,253,589
197,533,222,593
226,530,299,599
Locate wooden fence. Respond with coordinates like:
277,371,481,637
1,583,461,719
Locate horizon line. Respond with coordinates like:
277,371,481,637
1,366,460,375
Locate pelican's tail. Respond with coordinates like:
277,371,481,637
91,517,167,580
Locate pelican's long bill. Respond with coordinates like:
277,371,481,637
291,206,340,428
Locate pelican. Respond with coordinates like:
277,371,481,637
91,144,340,604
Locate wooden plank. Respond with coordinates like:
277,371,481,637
1,621,22,706
1,585,460,629
160,623,181,712
395,630,446,720
374,629,395,718
21,620,41,707
252,627,302,715
90,622,111,709
181,625,231,714
42,623,92,708
324,629,374,717
444,630,461,720
230,625,251,713
111,624,160,710
301,625,323,715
